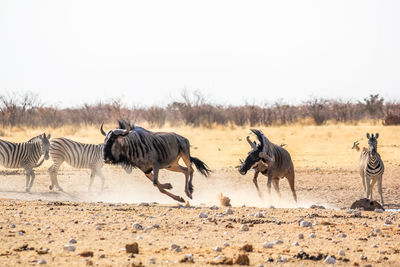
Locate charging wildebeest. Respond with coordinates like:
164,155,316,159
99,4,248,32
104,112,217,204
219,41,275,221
101,121,211,202
238,129,297,202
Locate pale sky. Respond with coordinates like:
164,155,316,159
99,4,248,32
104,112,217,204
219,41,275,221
1,0,399,107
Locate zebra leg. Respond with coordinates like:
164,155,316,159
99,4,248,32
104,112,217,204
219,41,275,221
24,168,31,193
48,165,63,191
378,175,384,205
252,170,263,198
88,169,95,192
144,172,185,203
28,170,36,191
97,169,105,193
272,178,281,199
364,175,371,200
370,177,377,201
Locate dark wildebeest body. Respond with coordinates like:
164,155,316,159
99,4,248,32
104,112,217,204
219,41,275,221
101,121,210,202
238,129,297,202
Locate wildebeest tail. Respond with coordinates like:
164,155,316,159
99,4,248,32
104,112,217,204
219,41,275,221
190,157,211,177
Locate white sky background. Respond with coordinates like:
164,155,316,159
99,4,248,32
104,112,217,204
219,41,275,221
0,0,399,107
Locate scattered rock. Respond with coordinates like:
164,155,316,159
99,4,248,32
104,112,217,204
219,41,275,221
263,242,274,248
239,224,249,232
276,256,287,263
274,240,283,245
125,243,139,254
63,244,76,252
350,198,384,211
210,205,219,210
214,246,222,252
225,208,233,215
80,251,94,257
338,233,347,238
298,233,304,239
300,220,312,228
171,244,182,252
180,254,194,263
234,254,249,265
223,242,230,247
384,219,392,225
375,209,384,213
310,204,326,209
36,247,50,255
69,239,77,244
309,233,316,238
38,259,47,265
149,257,156,264
338,250,345,256
360,254,367,260
199,212,208,219
132,222,143,230
10,223,15,228
324,255,336,264
292,242,299,247
254,212,264,218
240,244,253,252
211,255,233,265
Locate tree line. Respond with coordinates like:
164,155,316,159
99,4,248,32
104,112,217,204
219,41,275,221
0,91,399,128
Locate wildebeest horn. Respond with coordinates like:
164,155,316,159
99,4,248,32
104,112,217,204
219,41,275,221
100,122,106,136
246,136,256,149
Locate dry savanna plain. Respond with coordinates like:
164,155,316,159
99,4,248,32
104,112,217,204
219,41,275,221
0,123,399,266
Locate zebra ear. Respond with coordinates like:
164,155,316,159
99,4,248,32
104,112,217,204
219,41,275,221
366,133,370,139
47,133,51,139
375,133,379,139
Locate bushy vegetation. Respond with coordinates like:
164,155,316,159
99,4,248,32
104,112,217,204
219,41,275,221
0,91,399,128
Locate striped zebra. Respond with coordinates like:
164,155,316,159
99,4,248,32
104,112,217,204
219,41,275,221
48,137,131,192
359,133,384,205
0,133,51,192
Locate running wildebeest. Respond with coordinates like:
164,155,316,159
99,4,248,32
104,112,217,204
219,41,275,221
238,129,297,202
101,121,211,202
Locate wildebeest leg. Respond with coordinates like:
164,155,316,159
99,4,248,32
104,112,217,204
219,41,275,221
166,160,192,198
287,168,297,202
252,170,263,198
145,172,184,203
143,170,172,190
88,169,95,192
378,175,384,205
272,178,281,199
181,153,195,198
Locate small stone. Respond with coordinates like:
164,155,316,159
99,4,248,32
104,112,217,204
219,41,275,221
324,255,336,264
300,220,312,228
338,249,345,256
210,205,219,210
95,226,102,231
99,254,105,258
225,208,233,215
338,233,347,238
125,242,139,254
180,254,194,263
371,244,377,248
375,209,384,213
138,202,149,206
309,233,316,238
223,242,230,247
69,239,77,244
214,246,222,252
25,222,31,226
374,228,382,234
132,222,143,230
199,212,208,218
254,212,264,218
79,251,94,257
360,254,367,260
145,226,152,231
121,226,127,231
277,256,287,263
38,259,47,265
263,242,274,248
171,244,182,252
292,242,299,246
63,244,76,252
234,254,250,265
240,244,253,252
149,257,156,264
298,233,304,239
10,223,15,228
274,240,283,245
239,224,249,232
384,219,392,225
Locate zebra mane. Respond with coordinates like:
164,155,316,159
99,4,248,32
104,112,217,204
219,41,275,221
27,134,44,143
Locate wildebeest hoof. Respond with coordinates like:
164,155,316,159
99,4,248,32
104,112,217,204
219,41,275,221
177,197,185,203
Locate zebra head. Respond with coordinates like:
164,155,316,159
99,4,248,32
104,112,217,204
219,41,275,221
238,129,273,175
100,121,131,164
40,133,51,160
366,132,379,156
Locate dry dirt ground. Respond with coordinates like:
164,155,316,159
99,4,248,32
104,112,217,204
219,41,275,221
0,124,399,266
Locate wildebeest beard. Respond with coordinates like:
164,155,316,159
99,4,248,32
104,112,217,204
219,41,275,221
238,147,263,175
103,134,119,164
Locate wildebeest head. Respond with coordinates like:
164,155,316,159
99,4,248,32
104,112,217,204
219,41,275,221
238,129,272,175
100,121,132,164
39,133,51,160
366,132,379,156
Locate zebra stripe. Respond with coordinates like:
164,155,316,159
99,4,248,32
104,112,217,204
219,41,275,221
48,137,105,192
0,134,50,192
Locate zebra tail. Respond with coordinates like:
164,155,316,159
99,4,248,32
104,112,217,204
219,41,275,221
190,156,211,177
34,157,45,168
